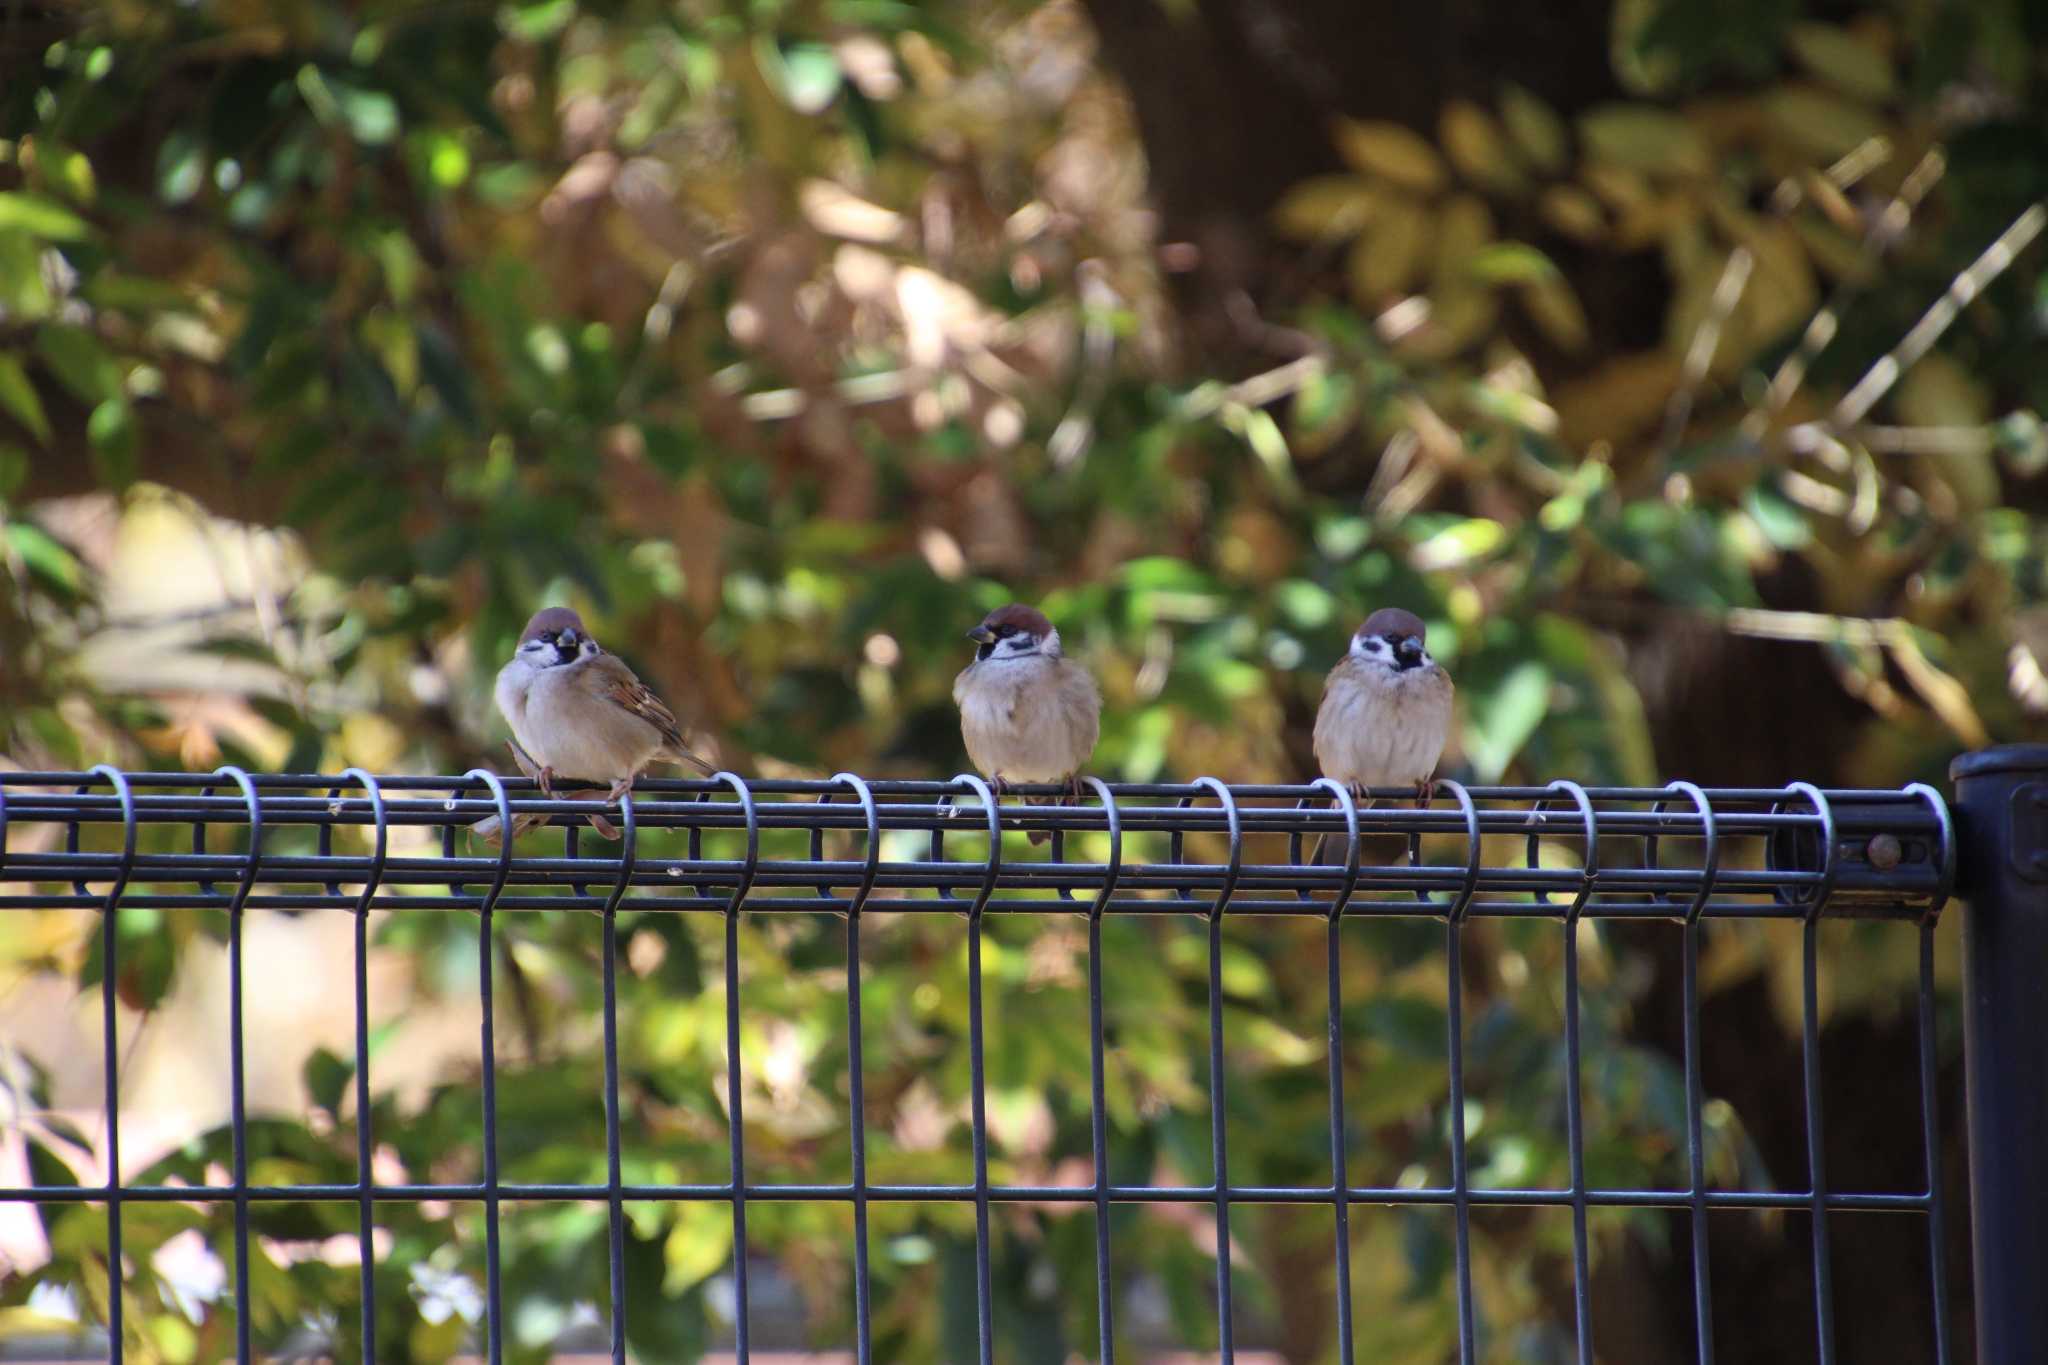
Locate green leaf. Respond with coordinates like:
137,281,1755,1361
0,443,27,498
501,0,577,41
1465,242,1559,284
87,397,139,487
0,231,54,318
303,1047,353,1119
1410,517,1507,571
0,351,52,444
155,132,205,205
1233,405,1296,493
763,40,843,114
4,521,85,596
1465,661,1550,782
338,83,400,145
0,191,94,240
1744,480,1811,550
35,323,123,404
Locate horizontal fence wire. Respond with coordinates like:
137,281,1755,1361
0,769,1957,1364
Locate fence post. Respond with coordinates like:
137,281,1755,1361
1950,744,2048,1361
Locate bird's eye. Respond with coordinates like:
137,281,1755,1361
994,625,1014,639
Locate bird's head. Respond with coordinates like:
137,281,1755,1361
967,603,1059,662
1350,607,1433,673
516,607,597,668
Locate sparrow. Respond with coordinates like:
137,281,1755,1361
474,607,713,842
953,603,1101,845
1312,606,1454,861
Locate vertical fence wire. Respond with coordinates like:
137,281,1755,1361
342,769,388,1356
1659,780,1720,1364
832,774,880,1365
87,766,136,1363
214,767,261,1363
1083,777,1123,1364
1438,782,1483,1364
1782,783,1840,1365
716,772,760,1361
601,795,637,1364
1909,781,1957,1365
465,770,515,1365
1537,780,1599,1365
1309,779,1360,1365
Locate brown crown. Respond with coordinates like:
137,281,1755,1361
1358,607,1427,642
520,607,588,644
979,603,1054,636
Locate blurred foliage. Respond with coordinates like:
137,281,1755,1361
0,0,2042,1358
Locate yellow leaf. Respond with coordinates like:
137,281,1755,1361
1271,174,1379,241
1333,118,1447,192
1794,217,1875,283
1581,163,1650,210
1578,104,1711,177
1440,100,1526,193
1539,185,1607,242
1348,197,1429,299
1611,193,1696,251
1765,85,1886,159
1897,353,2000,511
1897,352,1989,428
1888,630,1990,748
1500,83,1569,173
1786,23,1895,102
1738,220,1818,355
1554,351,1684,446
1405,287,1498,360
1520,275,1590,352
664,1201,735,1294
1433,194,1495,283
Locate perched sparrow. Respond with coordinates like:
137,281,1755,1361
954,603,1101,844
475,607,713,842
1312,607,1454,860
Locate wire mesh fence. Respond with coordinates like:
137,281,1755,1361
0,768,1959,1363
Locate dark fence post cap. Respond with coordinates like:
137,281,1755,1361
1951,745,2048,782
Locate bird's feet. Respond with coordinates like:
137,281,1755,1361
1413,777,1436,805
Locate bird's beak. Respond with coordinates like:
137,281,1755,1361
966,625,996,645
1397,635,1425,662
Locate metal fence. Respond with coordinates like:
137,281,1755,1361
0,756,2031,1363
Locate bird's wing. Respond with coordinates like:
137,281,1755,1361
505,737,542,781
583,652,715,774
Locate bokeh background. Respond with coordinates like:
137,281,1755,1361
2,0,2045,1359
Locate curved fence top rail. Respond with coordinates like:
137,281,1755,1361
0,769,1953,921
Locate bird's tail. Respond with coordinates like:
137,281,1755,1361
1308,798,1409,870
665,742,717,776
468,811,547,845
1027,793,1054,846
